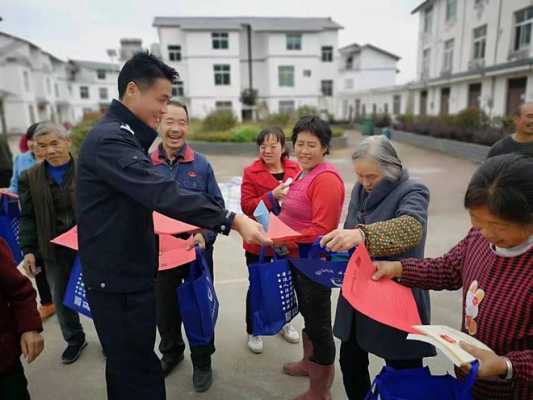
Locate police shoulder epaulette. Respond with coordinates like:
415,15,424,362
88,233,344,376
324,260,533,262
120,123,135,135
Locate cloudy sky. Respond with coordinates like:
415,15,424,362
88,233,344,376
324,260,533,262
1,0,422,83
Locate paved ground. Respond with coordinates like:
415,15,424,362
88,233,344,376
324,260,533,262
21,131,478,399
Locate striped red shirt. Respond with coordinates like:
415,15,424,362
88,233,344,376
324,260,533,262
401,229,532,399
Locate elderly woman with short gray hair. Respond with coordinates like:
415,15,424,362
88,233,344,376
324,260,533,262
321,135,435,400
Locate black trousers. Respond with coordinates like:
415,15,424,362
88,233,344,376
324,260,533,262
291,265,335,365
34,264,52,305
339,317,423,400
244,251,272,335
87,288,165,400
0,360,30,400
156,248,215,369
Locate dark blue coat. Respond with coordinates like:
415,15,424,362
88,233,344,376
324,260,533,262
150,144,224,248
76,100,234,293
334,169,436,360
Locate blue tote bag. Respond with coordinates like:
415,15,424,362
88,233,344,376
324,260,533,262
248,248,298,336
365,361,479,400
178,247,219,346
290,239,351,288
63,255,92,318
0,194,22,263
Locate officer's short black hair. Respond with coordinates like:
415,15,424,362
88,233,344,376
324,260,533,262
291,115,332,155
118,52,178,99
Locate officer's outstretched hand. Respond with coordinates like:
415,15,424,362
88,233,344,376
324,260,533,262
232,214,273,246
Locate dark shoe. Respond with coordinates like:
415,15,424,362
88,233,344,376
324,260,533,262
161,353,184,377
193,366,213,393
61,341,87,364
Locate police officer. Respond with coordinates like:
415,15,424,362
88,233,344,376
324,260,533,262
76,53,270,400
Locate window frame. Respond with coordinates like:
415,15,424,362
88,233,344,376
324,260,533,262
514,7,533,52
278,65,295,87
286,33,302,51
472,24,487,60
214,64,231,86
167,45,182,61
212,32,229,50
321,80,333,97
321,46,333,62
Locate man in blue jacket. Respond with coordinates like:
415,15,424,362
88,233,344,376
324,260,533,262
150,100,223,391
76,53,270,400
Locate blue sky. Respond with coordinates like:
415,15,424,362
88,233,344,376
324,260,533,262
1,0,422,83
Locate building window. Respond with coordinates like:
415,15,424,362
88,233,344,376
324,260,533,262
23,71,30,92
393,95,402,114
384,103,389,114
97,69,106,80
168,45,182,61
422,48,431,78
212,32,229,49
303,69,312,77
46,78,51,94
321,46,333,62
472,25,487,60
172,81,184,97
214,64,231,85
362,104,366,116
446,0,457,21
28,105,35,124
442,39,454,73
80,86,89,99
345,56,353,70
514,7,533,52
286,34,302,50
372,104,377,115
215,101,232,112
68,84,72,96
54,83,59,98
279,100,295,114
424,5,433,33
99,87,108,100
278,66,295,87
321,80,333,97
345,79,354,90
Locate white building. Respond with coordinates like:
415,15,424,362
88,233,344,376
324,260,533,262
68,60,120,122
411,0,533,117
335,43,401,120
0,31,119,134
153,17,343,120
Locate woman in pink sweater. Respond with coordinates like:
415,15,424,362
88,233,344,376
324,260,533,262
278,116,345,400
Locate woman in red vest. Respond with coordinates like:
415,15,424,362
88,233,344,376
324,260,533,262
279,116,345,400
241,127,301,354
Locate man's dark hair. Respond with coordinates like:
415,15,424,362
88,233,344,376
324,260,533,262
167,100,189,122
465,153,533,225
291,115,332,155
118,52,178,99
26,122,40,141
256,126,289,159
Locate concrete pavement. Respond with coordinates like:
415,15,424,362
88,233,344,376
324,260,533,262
23,131,478,399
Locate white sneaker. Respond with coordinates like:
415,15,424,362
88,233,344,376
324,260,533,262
280,324,300,344
247,335,264,354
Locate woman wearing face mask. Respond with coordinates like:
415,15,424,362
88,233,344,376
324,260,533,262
277,116,345,400
332,153,533,400
320,135,434,400
241,127,301,354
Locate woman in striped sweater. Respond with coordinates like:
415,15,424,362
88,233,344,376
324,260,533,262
371,154,532,399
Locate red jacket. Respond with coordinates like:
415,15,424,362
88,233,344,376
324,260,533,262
0,238,42,374
241,158,301,255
